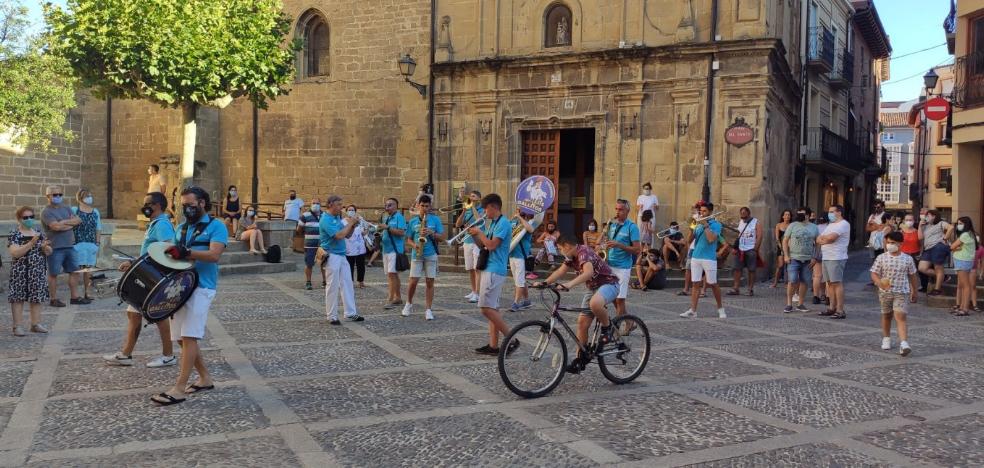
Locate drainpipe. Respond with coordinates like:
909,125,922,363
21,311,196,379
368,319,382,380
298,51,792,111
426,0,436,187
799,0,810,207
106,98,114,218
701,0,719,203
251,103,259,206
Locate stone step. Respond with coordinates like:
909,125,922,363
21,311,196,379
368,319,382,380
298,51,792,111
219,261,296,276
926,294,957,309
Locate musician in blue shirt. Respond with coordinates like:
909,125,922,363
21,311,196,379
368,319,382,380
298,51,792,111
403,195,445,320
320,195,365,325
603,199,641,318
508,209,536,311
467,194,520,356
455,191,485,303
152,187,227,406
380,197,408,309
680,202,727,319
104,192,177,370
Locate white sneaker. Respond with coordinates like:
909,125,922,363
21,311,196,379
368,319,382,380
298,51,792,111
881,337,892,350
425,309,435,321
103,353,133,366
464,292,474,299
900,341,911,357
679,310,696,318
792,293,800,304
146,355,178,368
401,303,413,317
468,292,479,303
717,308,727,319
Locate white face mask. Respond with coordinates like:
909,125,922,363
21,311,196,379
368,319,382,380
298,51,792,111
828,211,838,221
229,190,236,196
311,203,321,212
957,223,966,231
247,210,255,217
643,189,652,196
904,220,914,228
588,225,596,232
346,210,356,217
83,196,93,205
885,243,900,253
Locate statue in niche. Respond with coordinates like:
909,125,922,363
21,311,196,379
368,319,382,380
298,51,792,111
556,17,569,45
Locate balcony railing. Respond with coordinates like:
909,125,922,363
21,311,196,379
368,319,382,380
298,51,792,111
807,26,835,73
954,49,984,108
805,127,871,173
829,50,854,88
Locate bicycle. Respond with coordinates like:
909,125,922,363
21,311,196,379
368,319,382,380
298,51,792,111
497,283,651,398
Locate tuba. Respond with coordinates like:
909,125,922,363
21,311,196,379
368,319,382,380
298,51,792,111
509,211,545,252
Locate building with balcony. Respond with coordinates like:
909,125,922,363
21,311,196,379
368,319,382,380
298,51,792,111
947,0,984,227
907,65,955,221
879,101,916,211
799,0,890,244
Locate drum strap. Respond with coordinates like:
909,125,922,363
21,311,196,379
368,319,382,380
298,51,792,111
179,219,217,249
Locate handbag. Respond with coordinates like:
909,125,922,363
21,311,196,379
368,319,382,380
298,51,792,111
388,233,410,272
476,215,501,271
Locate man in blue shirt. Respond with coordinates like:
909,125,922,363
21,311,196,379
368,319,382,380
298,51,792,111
508,209,536,311
455,191,485,303
604,199,641,319
151,187,227,406
380,197,408,309
403,195,445,320
296,198,325,290
320,195,365,325
104,192,177,369
467,193,520,356
680,202,727,319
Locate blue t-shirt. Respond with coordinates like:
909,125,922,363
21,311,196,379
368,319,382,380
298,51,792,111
175,215,228,290
319,214,347,256
461,207,485,245
141,214,176,256
407,214,444,258
605,220,641,269
509,219,533,259
483,215,513,276
691,219,723,261
381,212,407,255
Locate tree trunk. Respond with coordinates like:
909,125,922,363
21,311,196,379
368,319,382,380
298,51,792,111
180,103,198,188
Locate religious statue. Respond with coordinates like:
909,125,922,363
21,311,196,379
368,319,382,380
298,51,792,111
556,17,569,45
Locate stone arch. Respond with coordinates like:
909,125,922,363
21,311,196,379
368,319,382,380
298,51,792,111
295,9,330,78
543,2,573,48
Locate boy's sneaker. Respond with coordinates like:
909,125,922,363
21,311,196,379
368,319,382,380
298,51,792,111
468,293,479,303
881,337,892,350
401,303,413,317
146,355,178,368
346,315,365,322
505,339,520,356
812,296,822,305
305,282,312,290
508,302,522,312
474,345,499,356
424,309,435,321
795,304,810,312
103,353,134,366
518,299,532,310
900,341,911,357
679,309,696,318
783,305,794,313
717,308,727,319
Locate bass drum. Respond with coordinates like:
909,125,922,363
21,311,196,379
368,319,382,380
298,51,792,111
117,255,199,323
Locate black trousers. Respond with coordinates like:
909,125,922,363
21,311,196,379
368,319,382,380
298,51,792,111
347,254,366,282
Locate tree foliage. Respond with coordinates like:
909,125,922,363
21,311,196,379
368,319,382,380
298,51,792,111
0,2,77,152
45,0,300,110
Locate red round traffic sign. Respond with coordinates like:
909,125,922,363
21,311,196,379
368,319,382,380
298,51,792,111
925,97,950,121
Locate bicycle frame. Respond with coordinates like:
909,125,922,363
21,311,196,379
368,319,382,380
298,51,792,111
535,287,602,359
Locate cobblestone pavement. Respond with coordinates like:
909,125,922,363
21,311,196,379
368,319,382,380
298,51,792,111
2,253,984,467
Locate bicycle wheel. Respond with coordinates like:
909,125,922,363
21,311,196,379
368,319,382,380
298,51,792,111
498,320,568,398
598,314,650,384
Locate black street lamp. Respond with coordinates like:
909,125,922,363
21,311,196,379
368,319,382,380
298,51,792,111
398,54,427,98
923,69,939,94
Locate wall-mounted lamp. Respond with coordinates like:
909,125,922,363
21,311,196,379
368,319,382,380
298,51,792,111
398,54,427,98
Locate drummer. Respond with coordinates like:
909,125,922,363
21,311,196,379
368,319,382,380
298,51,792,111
152,187,228,406
103,192,177,369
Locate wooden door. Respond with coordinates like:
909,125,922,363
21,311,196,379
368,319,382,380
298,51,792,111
522,130,560,223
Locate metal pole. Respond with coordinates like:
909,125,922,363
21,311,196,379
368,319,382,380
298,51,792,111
106,98,114,218
251,103,259,206
701,0,719,204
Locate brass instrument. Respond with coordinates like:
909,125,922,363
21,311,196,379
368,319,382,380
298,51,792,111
655,226,677,239
597,218,618,261
436,203,462,214
414,213,427,259
447,215,486,245
508,211,545,252
694,211,726,224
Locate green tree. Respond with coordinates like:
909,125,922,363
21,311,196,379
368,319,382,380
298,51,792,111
0,2,77,152
45,0,299,185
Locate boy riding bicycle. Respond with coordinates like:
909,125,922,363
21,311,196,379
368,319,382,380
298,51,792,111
535,235,620,373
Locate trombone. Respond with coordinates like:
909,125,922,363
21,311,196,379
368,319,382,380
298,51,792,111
447,215,486,245
655,226,677,239
437,198,474,214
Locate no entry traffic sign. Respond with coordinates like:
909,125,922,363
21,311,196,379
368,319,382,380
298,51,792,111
925,97,950,121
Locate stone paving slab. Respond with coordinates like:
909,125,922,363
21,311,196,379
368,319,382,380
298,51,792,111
70,310,131,330
242,341,405,378
649,320,773,343
0,332,46,360
223,318,358,344
312,411,597,467
931,352,984,372
213,291,289,304
701,377,939,428
684,442,890,467
358,313,482,337
212,302,321,322
709,338,886,369
726,315,865,336
48,351,237,397
31,386,269,452
914,323,984,343
646,347,775,384
445,362,640,400
272,371,476,422
822,331,980,358
0,361,33,397
388,332,497,364
60,329,215,356
28,435,300,467
828,362,984,404
858,413,984,467
0,403,13,436
526,391,791,461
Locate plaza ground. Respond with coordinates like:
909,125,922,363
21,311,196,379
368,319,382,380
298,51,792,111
1,253,983,467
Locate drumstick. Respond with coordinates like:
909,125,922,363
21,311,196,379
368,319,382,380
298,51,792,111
109,247,135,260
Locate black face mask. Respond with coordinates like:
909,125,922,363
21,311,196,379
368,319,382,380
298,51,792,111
795,212,807,223
183,204,203,222
289,194,296,200
141,205,155,218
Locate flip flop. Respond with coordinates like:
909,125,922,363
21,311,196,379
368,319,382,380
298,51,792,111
746,290,755,296
185,384,215,394
726,290,741,296
676,290,690,296
151,393,186,406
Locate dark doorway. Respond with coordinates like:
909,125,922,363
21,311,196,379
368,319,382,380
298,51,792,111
557,129,595,236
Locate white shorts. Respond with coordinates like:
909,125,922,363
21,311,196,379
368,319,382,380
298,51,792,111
509,257,526,287
410,255,439,279
690,259,718,284
126,305,140,315
170,287,215,340
611,268,631,299
383,252,398,274
463,244,480,270
478,272,506,309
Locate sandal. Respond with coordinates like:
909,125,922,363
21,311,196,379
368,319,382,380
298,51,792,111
830,312,847,319
726,289,741,296
818,309,836,316
151,393,186,406
746,290,755,297
954,311,971,317
677,290,690,296
185,384,215,394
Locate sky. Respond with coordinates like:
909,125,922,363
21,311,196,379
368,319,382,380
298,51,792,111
21,0,951,103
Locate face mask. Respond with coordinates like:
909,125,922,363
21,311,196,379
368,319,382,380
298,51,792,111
588,225,596,232
669,227,679,234
547,227,556,233
885,243,900,253
347,210,356,217
183,204,202,222
247,210,255,217
795,213,807,223
828,211,838,221
229,190,237,196
904,221,914,228
83,196,93,205
311,203,321,212
643,189,652,196
289,194,296,200
51,196,63,205
957,223,965,231
22,219,35,230
141,205,154,218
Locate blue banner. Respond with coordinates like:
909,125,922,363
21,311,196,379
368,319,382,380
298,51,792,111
515,175,556,215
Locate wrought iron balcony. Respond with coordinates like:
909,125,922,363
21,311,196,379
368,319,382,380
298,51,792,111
807,26,835,73
954,50,984,108
805,127,870,173
829,50,854,88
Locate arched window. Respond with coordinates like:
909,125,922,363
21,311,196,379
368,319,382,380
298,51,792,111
296,10,329,78
544,3,572,48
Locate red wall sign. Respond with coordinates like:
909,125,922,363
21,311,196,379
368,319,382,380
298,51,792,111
924,97,950,121
724,117,754,147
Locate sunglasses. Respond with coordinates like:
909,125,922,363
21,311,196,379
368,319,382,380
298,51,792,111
21,215,35,220
50,193,63,197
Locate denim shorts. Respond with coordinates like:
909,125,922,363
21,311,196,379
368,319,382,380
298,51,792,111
954,259,976,272
924,242,950,265
580,283,619,316
304,248,317,267
47,247,78,276
786,259,811,284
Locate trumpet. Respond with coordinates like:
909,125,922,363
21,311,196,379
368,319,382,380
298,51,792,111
655,226,678,239
447,215,486,245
